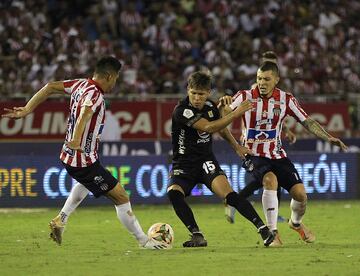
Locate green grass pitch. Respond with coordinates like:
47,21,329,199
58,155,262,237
1,201,359,276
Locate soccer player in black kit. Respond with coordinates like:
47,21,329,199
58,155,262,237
167,71,275,247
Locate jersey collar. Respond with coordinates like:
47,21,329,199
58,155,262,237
254,86,278,99
88,78,105,94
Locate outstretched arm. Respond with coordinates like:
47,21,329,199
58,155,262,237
192,100,252,134
2,81,64,119
301,117,347,151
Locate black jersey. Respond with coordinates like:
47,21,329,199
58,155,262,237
171,97,220,165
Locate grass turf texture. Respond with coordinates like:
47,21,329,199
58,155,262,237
1,201,359,276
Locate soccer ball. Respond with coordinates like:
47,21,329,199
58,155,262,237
147,222,174,249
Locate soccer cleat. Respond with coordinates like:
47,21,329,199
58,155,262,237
49,218,65,245
183,232,207,247
141,238,167,250
258,226,275,247
289,220,315,243
269,230,283,247
224,204,236,224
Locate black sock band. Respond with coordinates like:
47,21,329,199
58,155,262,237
168,189,199,233
226,192,264,229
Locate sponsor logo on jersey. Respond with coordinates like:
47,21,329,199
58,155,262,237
197,137,211,144
269,99,284,105
63,144,75,156
197,130,210,144
255,118,272,126
208,111,214,118
99,183,109,191
183,109,194,119
85,132,93,153
173,169,184,176
178,129,186,154
94,175,104,184
197,130,210,139
262,110,268,117
247,129,276,143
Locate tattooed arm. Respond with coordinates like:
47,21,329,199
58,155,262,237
301,117,332,141
301,117,348,151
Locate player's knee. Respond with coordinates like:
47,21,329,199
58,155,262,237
225,191,243,207
293,192,307,203
290,184,307,202
167,189,185,204
262,172,278,190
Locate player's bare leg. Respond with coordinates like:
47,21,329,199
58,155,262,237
288,184,315,243
49,183,89,245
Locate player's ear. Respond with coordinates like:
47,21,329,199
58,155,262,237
187,85,191,94
275,76,280,85
105,72,112,81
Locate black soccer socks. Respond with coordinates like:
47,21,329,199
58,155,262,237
225,191,265,229
167,189,200,233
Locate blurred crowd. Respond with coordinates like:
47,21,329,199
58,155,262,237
1,0,360,101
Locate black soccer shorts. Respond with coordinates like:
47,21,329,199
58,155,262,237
168,158,226,197
247,156,302,192
62,160,118,198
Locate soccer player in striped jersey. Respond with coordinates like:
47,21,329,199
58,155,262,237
2,56,165,249
224,51,296,224
220,62,347,246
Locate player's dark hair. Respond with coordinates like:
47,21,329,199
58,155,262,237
259,61,279,76
187,71,212,90
95,56,122,77
261,51,277,61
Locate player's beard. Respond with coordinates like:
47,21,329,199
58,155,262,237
259,87,272,97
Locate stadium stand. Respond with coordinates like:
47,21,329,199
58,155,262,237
0,0,359,130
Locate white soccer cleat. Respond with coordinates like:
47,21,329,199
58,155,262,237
141,238,168,250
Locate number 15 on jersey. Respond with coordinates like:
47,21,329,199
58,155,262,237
203,161,215,174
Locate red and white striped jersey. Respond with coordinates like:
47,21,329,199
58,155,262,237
230,87,309,159
60,78,105,167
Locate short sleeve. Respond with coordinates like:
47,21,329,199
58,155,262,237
286,95,309,123
173,105,202,127
63,79,80,95
230,90,245,110
81,90,104,112
212,106,221,120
